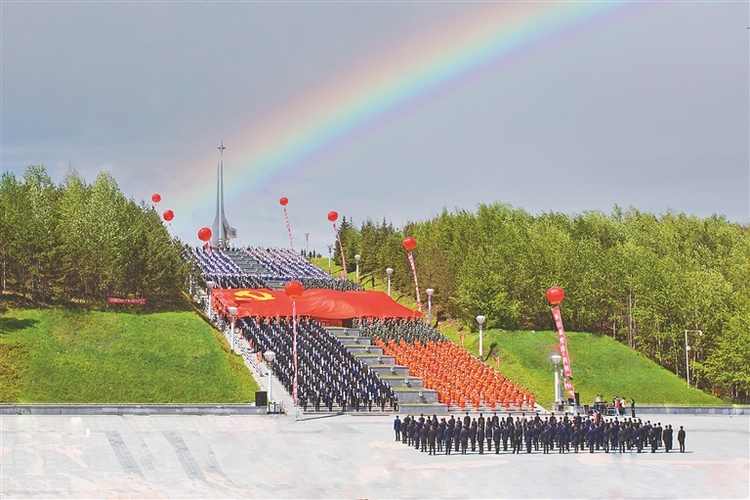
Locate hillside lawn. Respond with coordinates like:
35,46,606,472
0,307,258,403
440,322,725,408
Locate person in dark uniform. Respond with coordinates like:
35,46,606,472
502,421,510,452
677,426,686,452
525,425,533,454
460,425,470,455
394,415,401,441
477,424,485,454
663,424,673,452
493,423,501,454
513,424,523,454
444,424,453,455
453,421,462,452
469,420,477,452
486,421,493,452
630,398,636,418
421,423,428,453
428,424,437,455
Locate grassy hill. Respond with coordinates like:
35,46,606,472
0,306,258,403
440,322,724,408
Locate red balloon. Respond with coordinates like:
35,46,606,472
402,236,417,251
284,280,304,300
162,209,174,222
546,286,565,305
279,197,289,207
327,211,339,222
198,227,212,242
151,193,161,203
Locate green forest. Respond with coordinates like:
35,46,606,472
333,204,750,402
0,165,187,308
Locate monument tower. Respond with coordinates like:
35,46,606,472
210,142,237,248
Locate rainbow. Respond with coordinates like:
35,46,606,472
189,2,643,209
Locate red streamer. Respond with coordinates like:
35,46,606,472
407,250,422,313
283,207,294,250
333,222,347,276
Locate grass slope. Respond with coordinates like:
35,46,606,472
0,308,258,403
440,324,724,408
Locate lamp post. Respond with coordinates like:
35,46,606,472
386,268,393,296
327,244,333,275
304,232,310,257
684,329,703,388
228,306,238,354
205,281,215,319
551,354,562,409
354,254,361,284
426,289,434,326
476,315,485,359
264,350,275,405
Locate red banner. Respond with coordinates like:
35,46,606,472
551,305,575,399
108,297,146,305
213,288,421,321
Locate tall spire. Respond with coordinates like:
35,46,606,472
210,142,237,248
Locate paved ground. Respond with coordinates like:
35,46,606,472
1,412,748,499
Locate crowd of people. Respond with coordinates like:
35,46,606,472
380,338,535,412
355,317,445,344
237,316,398,412
391,412,688,456
244,246,330,280
190,246,364,291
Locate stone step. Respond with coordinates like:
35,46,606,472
336,336,372,346
346,345,383,355
356,354,396,366
369,365,410,377
325,328,362,337
398,403,449,415
395,389,440,404
380,375,424,388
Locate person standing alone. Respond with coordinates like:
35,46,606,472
677,426,686,453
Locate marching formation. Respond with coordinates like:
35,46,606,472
392,413,687,456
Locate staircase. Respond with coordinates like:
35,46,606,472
326,327,447,415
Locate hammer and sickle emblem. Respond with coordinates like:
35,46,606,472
234,290,275,301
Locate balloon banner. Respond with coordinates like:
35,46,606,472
283,206,294,250
279,198,294,250
406,250,422,313
332,222,347,276
551,305,575,399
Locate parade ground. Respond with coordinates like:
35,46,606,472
1,412,748,499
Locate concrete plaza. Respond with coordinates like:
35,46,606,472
1,412,748,499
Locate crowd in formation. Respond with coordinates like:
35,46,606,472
380,338,535,412
355,317,445,344
244,247,330,280
237,316,398,412
191,246,363,291
392,412,688,456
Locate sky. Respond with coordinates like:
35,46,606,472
2,1,748,253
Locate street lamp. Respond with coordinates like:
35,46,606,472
476,315,485,359
551,354,562,409
304,232,310,257
264,350,276,405
426,289,434,326
354,254,361,284
684,329,703,388
327,244,333,275
205,281,215,319
386,268,393,296
228,306,238,354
